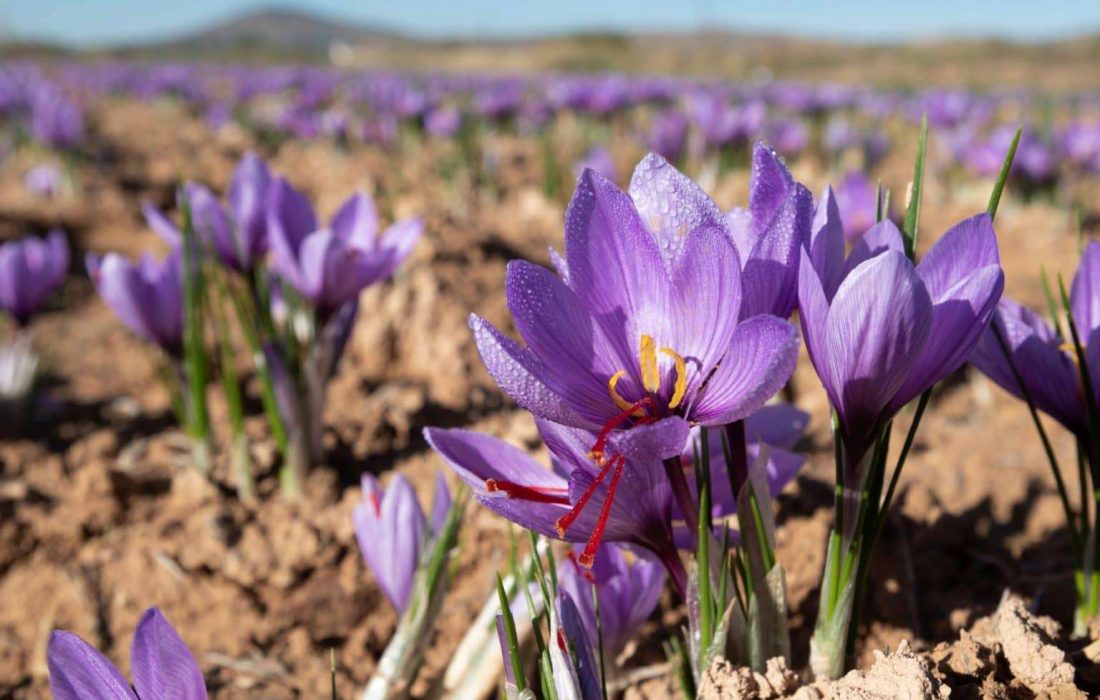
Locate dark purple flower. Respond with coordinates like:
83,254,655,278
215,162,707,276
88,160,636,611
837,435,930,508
799,211,1004,462
267,178,421,319
0,230,69,326
425,419,686,588
724,143,815,319
48,607,206,700
558,543,665,660
30,85,83,150
87,250,183,354
971,241,1100,439
471,154,799,462
353,472,449,615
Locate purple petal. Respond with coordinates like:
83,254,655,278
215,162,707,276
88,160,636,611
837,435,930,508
824,251,932,455
47,631,136,700
352,473,426,614
228,152,272,260
626,152,726,266
142,201,182,247
424,427,570,539
841,220,906,282
429,472,451,535
798,248,831,383
725,208,755,262
890,264,1004,412
185,183,237,269
809,186,845,299
1072,240,1100,337
916,213,1001,301
748,143,796,234
367,218,421,284
690,315,800,426
266,177,318,268
131,608,207,700
740,182,813,319
744,404,810,449
469,314,591,428
330,192,379,247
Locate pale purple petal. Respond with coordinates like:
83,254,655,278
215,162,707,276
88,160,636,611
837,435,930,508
809,186,845,299
740,182,813,319
916,213,1000,301
841,220,906,281
330,192,379,247
47,631,136,700
142,201,182,247
690,315,800,425
266,177,318,269
429,472,451,535
228,151,272,260
131,608,207,700
744,404,810,448
1071,240,1100,337
353,473,426,614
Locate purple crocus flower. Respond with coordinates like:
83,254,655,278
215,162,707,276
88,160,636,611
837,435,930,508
425,419,687,590
471,153,799,464
424,105,462,138
352,472,450,615
724,143,814,319
267,178,421,320
648,109,688,163
970,241,1100,439
799,208,1004,464
142,152,273,272
48,607,206,700
24,163,63,198
557,543,665,662
86,250,183,354
573,146,617,182
551,590,603,700
0,230,69,326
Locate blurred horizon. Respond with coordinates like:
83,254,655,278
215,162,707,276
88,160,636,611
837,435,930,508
5,0,1100,49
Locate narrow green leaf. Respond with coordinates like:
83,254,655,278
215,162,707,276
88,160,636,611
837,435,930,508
987,125,1021,220
902,114,927,260
496,574,528,694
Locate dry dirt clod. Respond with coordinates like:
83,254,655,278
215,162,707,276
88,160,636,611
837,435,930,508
698,656,801,699
828,640,950,699
991,594,1085,700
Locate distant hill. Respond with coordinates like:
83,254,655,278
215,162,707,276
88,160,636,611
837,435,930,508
109,7,410,59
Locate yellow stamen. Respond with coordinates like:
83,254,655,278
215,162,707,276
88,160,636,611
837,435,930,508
608,370,645,417
1060,341,1082,365
660,346,688,408
640,334,660,393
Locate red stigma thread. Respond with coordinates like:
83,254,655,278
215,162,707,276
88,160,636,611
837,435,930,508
576,454,626,567
589,397,655,464
368,492,381,517
485,479,571,505
566,550,598,584
555,454,622,537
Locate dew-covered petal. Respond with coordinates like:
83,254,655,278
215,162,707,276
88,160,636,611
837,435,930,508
626,152,726,266
809,186,845,299
740,182,813,319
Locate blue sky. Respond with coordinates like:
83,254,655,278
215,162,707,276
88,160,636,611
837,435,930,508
4,0,1100,46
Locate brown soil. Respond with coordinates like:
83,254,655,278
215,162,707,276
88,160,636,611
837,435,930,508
2,97,1099,698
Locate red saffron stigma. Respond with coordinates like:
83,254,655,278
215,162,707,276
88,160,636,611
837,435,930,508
566,550,599,584
589,397,654,463
485,479,571,505
556,628,568,652
577,454,627,567
555,454,621,537
368,492,381,517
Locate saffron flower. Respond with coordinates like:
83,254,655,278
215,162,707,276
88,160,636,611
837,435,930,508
142,152,273,273
799,211,1004,465
425,419,687,589
353,472,451,615
970,241,1100,440
724,143,814,319
0,230,69,326
267,177,421,319
48,607,206,700
832,171,892,243
87,250,184,355
471,153,799,461
558,543,665,663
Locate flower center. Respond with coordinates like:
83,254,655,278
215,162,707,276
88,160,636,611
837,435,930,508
608,334,688,416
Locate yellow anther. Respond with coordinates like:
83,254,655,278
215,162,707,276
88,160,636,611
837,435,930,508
1060,341,1082,365
660,346,688,408
640,334,660,393
608,370,645,417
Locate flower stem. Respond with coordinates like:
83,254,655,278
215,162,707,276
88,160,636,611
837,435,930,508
663,456,699,544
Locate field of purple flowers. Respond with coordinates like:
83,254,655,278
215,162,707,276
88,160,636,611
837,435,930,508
3,59,1100,698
